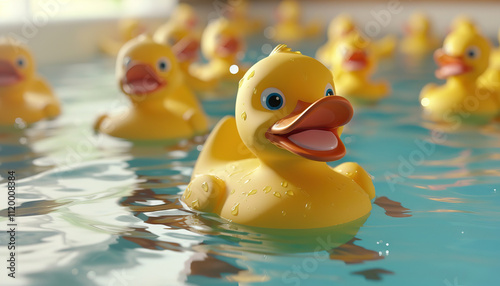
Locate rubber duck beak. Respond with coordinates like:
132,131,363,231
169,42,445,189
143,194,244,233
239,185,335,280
266,96,353,162
121,63,165,95
343,50,368,71
434,48,472,79
216,36,240,57
0,60,22,86
172,37,200,62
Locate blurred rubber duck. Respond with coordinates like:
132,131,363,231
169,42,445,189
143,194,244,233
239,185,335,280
271,0,321,43
226,0,263,35
100,19,147,56
478,28,500,109
0,38,60,126
316,15,395,65
330,32,390,104
154,4,216,91
448,15,476,34
190,17,247,84
400,12,439,56
420,24,499,124
94,36,209,141
182,45,375,229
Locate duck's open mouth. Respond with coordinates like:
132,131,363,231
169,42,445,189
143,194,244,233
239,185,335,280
265,96,353,162
434,48,472,79
121,63,165,95
216,36,240,57
0,60,22,86
343,50,368,71
173,37,200,62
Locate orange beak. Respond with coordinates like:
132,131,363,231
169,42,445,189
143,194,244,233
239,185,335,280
434,48,472,79
216,36,240,57
343,50,368,71
265,96,353,162
172,37,200,62
0,60,22,86
121,63,165,95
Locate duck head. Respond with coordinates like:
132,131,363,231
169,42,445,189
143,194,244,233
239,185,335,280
171,3,199,30
201,18,244,62
117,35,181,103
154,25,200,64
331,32,374,76
119,19,146,42
0,38,35,98
327,14,357,40
236,44,353,163
404,13,431,37
434,24,490,81
276,0,301,23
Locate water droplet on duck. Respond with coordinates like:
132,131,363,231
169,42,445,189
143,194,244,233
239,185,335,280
192,199,200,209
248,189,257,196
184,188,192,199
285,190,294,196
243,179,251,184
281,210,286,216
247,70,255,80
273,192,281,198
263,186,272,193
241,112,247,121
231,203,240,216
281,181,288,188
230,189,235,195
201,182,208,192
239,77,244,87
305,202,312,210
253,88,257,95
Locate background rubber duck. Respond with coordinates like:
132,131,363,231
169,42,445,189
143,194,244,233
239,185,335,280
316,14,396,66
94,35,209,141
225,0,263,35
271,0,321,43
330,32,390,104
420,24,499,124
181,44,375,229
100,19,147,56
400,12,440,56
154,4,216,91
0,38,61,126
478,28,500,111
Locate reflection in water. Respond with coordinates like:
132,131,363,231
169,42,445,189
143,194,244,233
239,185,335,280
352,268,394,281
374,196,412,218
329,238,384,264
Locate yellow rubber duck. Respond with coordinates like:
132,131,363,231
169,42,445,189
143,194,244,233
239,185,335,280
190,17,247,85
330,32,390,104
420,24,499,124
0,38,61,126
478,28,500,109
154,4,216,91
226,0,263,35
400,12,439,56
271,0,321,43
316,15,395,65
100,19,147,56
94,35,209,141
181,45,375,229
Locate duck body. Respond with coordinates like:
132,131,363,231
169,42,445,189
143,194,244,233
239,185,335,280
182,45,374,229
95,36,208,141
0,39,60,126
420,25,499,124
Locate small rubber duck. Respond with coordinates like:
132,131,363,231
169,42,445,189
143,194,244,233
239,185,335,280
190,17,247,85
100,19,147,56
400,12,439,56
0,38,61,126
225,0,263,35
420,24,499,124
181,45,375,229
330,32,390,104
271,0,321,43
94,36,209,141
316,15,395,65
478,28,500,109
154,4,216,91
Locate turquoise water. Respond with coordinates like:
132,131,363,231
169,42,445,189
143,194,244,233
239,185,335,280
1,39,500,286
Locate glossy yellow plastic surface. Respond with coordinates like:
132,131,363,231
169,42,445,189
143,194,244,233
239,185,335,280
190,18,247,84
316,14,395,65
0,38,61,126
330,33,390,104
182,45,375,229
420,24,499,124
271,0,321,42
100,19,146,56
400,12,440,56
225,0,263,35
154,4,216,91
94,35,209,140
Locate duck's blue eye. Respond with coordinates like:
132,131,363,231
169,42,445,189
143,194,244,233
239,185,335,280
261,87,285,111
466,46,480,59
16,57,26,68
157,57,170,72
324,83,335,97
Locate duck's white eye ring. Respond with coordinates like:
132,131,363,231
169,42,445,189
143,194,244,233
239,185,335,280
123,56,132,67
324,83,335,96
465,46,480,59
261,87,285,111
157,57,170,72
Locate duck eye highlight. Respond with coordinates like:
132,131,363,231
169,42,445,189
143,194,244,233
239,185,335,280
261,87,285,110
157,57,170,72
324,83,335,96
